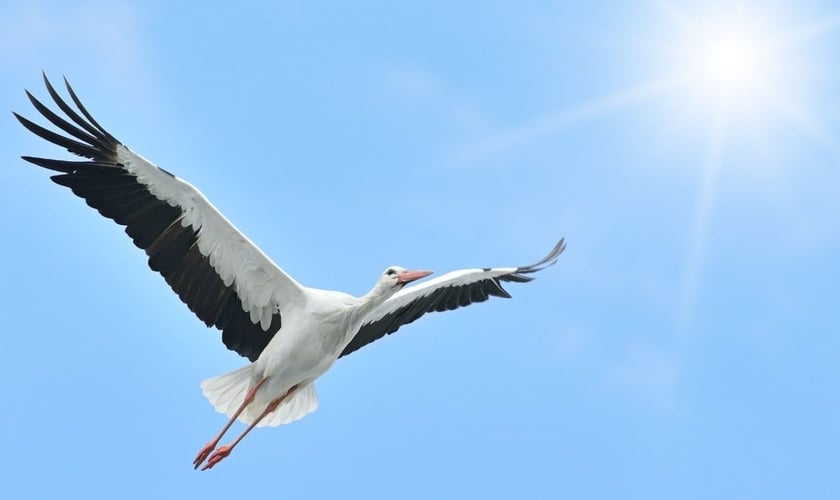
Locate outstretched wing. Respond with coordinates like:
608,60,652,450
15,74,305,361
340,239,565,357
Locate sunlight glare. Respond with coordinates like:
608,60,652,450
654,4,797,120
683,22,776,108
697,32,766,97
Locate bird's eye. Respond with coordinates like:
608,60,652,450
386,269,396,276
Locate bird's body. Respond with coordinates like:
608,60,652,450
15,74,565,470
227,286,390,428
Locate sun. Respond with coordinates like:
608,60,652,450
655,4,793,118
640,2,833,331
686,21,780,111
696,32,766,97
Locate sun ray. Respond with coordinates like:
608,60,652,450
760,87,840,164
677,104,728,335
446,72,692,167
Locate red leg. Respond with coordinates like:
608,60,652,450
193,376,267,469
201,385,298,471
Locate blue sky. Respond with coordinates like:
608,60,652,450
1,0,838,498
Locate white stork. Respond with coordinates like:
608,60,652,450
15,74,566,470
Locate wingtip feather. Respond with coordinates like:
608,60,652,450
520,237,566,273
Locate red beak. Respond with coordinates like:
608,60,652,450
396,269,433,284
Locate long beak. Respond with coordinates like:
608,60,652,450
396,269,433,285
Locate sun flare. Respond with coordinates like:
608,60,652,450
644,3,834,331
656,5,795,117
684,26,778,110
697,33,766,96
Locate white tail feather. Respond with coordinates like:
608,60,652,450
201,365,255,417
248,383,319,428
200,366,319,428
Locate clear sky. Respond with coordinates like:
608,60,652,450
1,1,838,498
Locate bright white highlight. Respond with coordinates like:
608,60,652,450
696,32,767,97
670,14,780,110
643,3,833,335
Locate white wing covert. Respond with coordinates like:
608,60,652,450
341,239,566,357
15,75,304,361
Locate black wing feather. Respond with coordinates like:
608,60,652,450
340,239,565,358
16,74,279,361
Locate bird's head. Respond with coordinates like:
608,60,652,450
379,266,433,292
363,266,433,305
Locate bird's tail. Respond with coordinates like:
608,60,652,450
200,365,320,428
253,383,319,427
200,365,255,419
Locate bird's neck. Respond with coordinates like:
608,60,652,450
354,285,393,319
335,287,390,349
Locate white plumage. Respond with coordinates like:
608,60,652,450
117,144,305,331
15,74,565,470
202,366,319,427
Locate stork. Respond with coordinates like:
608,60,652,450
14,74,566,470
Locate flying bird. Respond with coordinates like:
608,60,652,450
14,74,566,470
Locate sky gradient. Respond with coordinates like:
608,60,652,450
1,1,838,498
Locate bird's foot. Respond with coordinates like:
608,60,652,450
201,445,232,471
193,441,217,470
